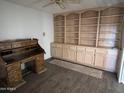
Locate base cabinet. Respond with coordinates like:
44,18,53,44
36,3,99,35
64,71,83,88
51,43,118,72
77,47,95,66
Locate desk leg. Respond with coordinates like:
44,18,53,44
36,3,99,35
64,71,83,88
35,54,47,74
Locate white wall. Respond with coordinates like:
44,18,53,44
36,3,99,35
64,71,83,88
122,28,124,48
0,0,54,59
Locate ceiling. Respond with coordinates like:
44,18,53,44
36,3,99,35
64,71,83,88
4,0,124,14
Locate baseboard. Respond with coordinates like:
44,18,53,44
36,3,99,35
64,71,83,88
45,57,53,62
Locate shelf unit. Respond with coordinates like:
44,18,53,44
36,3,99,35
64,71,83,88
98,7,124,48
80,10,98,46
54,7,124,48
66,13,79,45
54,15,65,43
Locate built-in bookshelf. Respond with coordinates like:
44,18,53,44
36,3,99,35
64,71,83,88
80,10,98,46
54,7,124,48
66,13,79,45
98,7,124,48
54,15,65,43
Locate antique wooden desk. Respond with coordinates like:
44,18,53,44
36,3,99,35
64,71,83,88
0,39,46,88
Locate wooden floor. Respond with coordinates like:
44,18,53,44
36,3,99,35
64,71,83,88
7,60,124,93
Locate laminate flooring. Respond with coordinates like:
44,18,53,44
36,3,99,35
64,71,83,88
3,59,124,93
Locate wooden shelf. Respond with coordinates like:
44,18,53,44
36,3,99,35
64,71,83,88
79,44,95,47
66,32,79,33
80,10,98,47
99,39,119,41
81,10,98,18
54,19,64,22
55,32,64,33
101,14,123,18
100,23,121,26
66,19,79,21
54,7,124,48
100,32,120,34
54,15,65,43
55,37,64,38
81,17,98,19
66,13,79,45
66,25,79,27
80,32,97,33
99,7,123,48
68,37,78,39
81,24,97,26
55,25,65,27
80,38,96,40
100,7,124,16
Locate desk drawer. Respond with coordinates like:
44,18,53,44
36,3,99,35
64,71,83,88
0,43,11,50
20,57,35,64
12,42,22,48
7,62,20,71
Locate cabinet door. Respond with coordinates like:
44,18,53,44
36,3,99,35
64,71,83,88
77,46,85,64
35,54,45,73
68,45,77,62
84,48,95,66
104,49,118,72
51,43,63,58
7,62,22,87
56,44,63,58
63,45,76,62
51,43,57,57
95,49,107,69
63,45,69,60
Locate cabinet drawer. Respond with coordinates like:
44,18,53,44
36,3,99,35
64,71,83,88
7,70,21,77
12,41,30,48
36,56,44,65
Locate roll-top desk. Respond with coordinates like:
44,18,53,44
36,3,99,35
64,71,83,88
0,39,46,88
